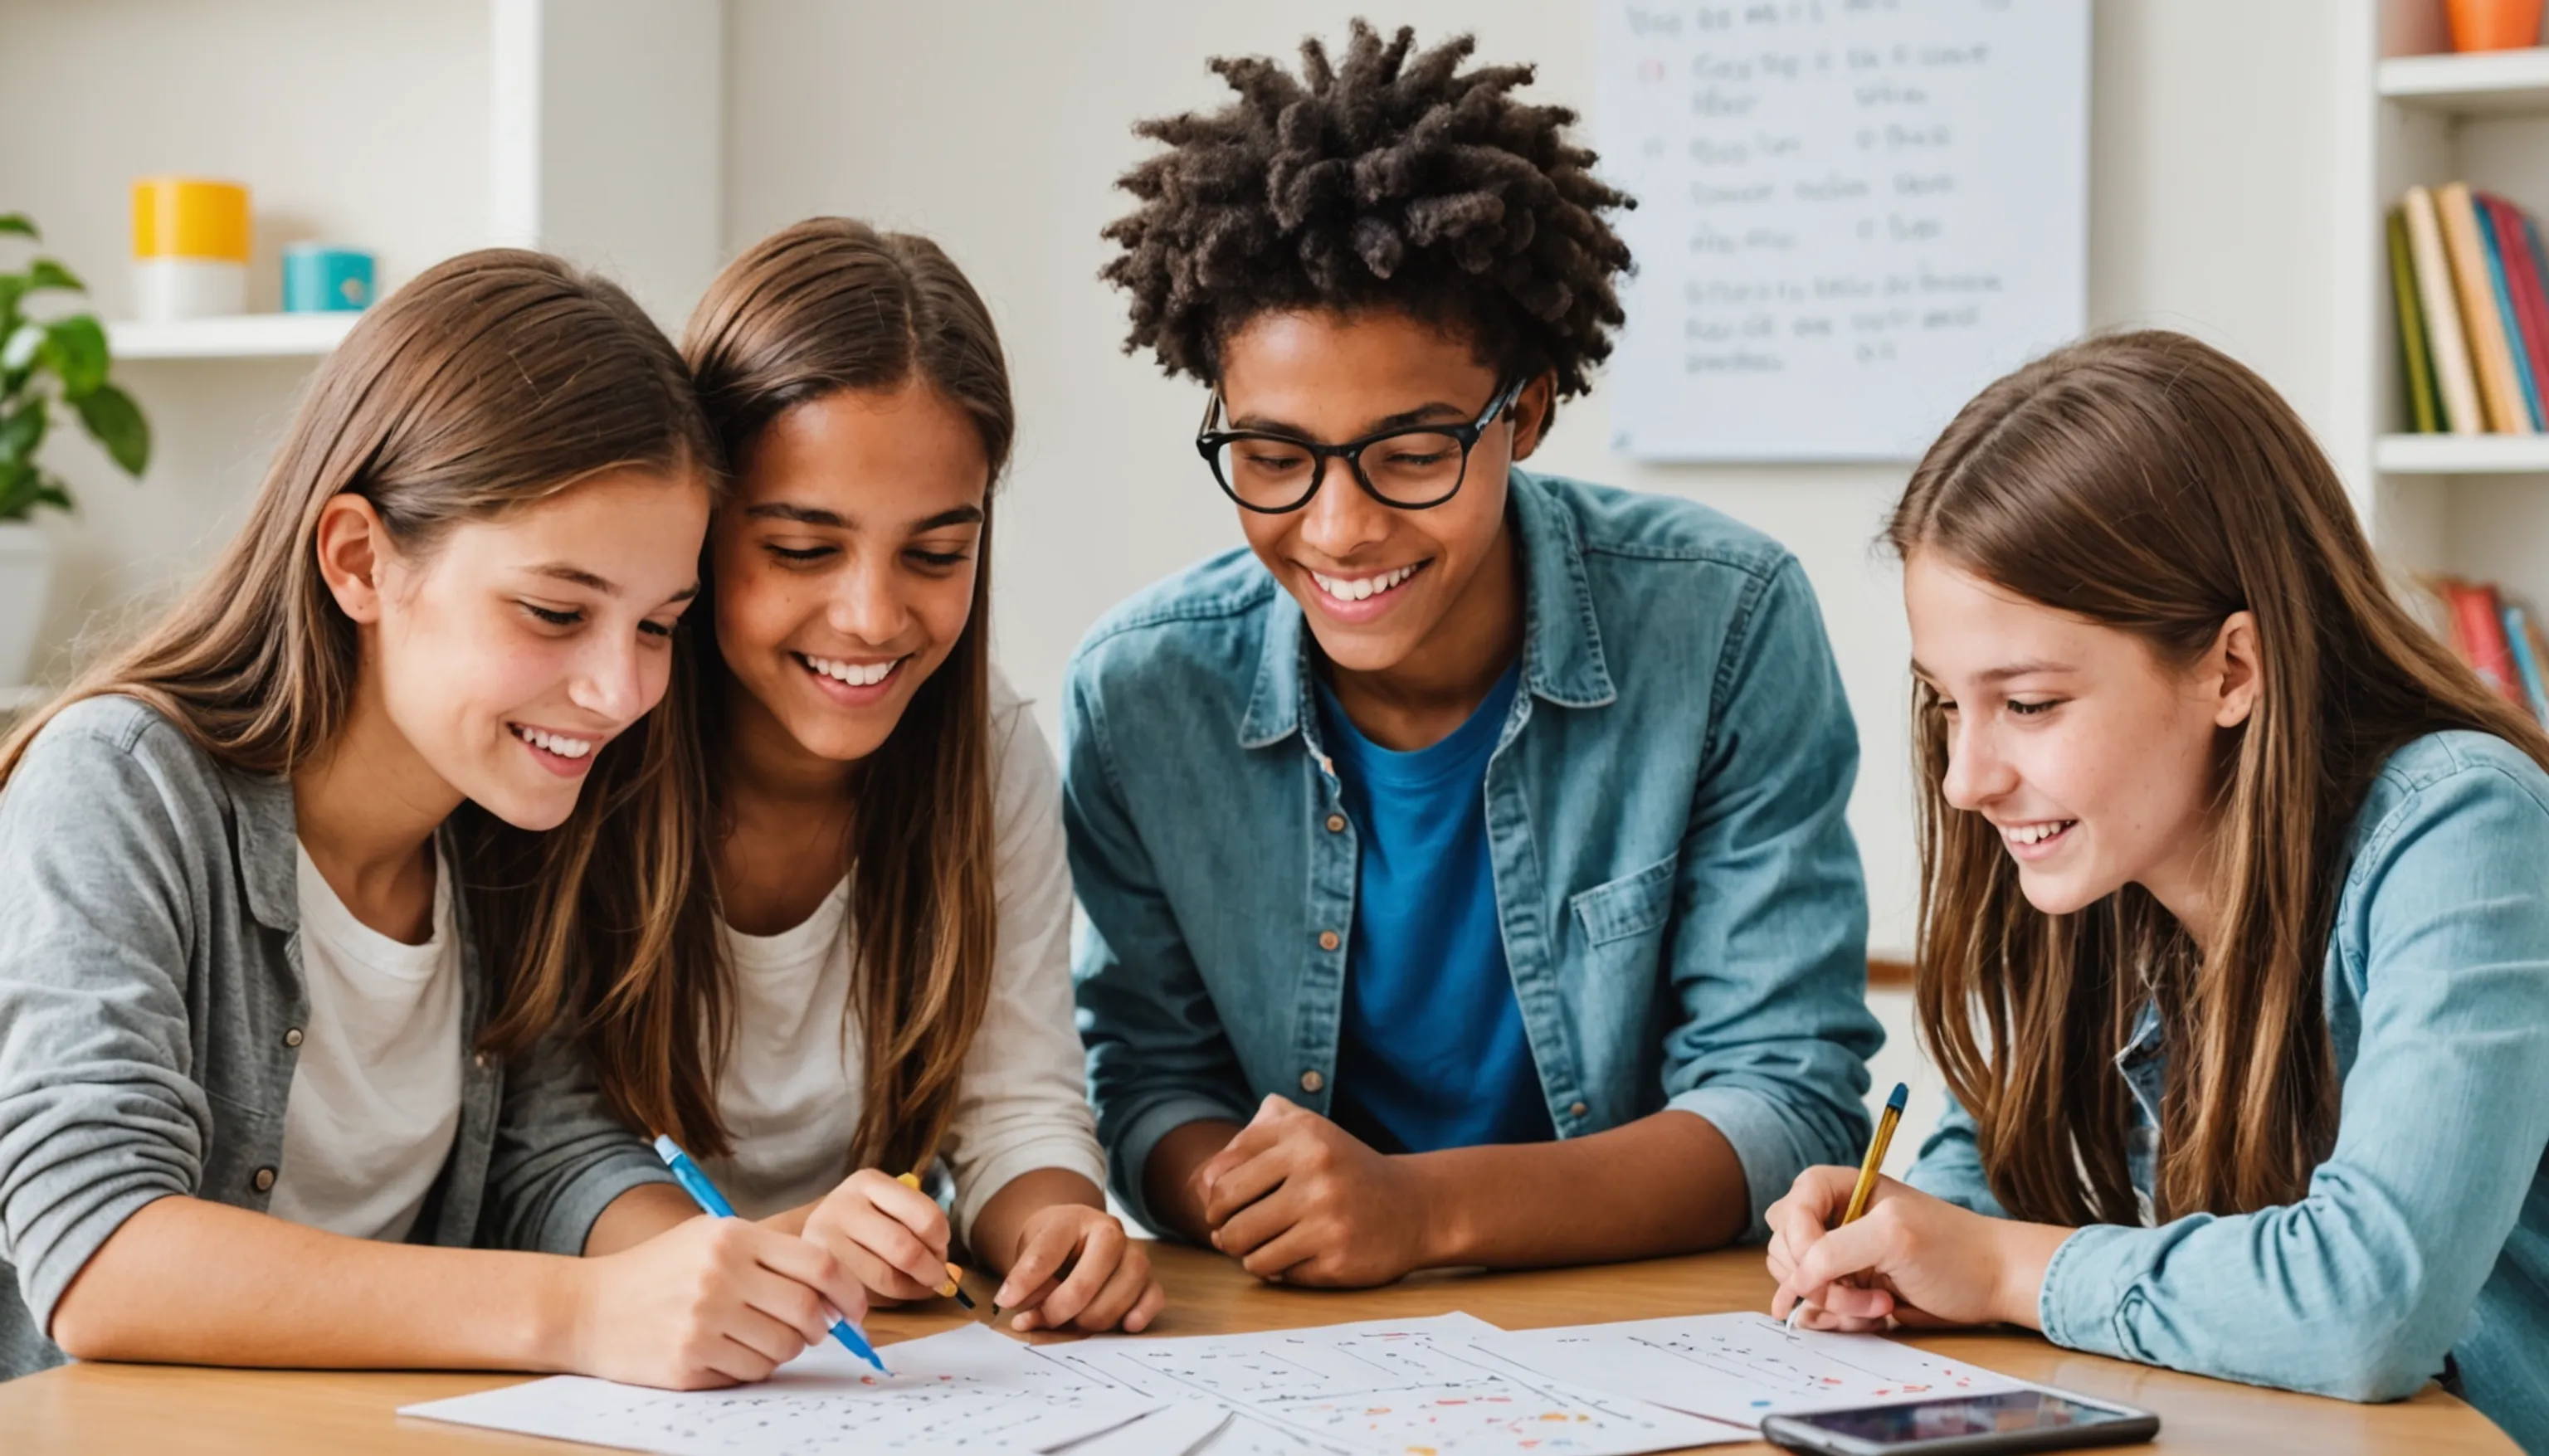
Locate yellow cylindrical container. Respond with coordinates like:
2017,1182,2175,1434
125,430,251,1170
131,178,251,322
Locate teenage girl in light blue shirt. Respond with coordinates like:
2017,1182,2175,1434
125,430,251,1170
1767,330,2549,1454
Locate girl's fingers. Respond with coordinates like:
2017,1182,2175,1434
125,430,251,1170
837,1206,953,1295
1791,1213,1890,1299
706,1332,784,1385
720,1300,816,1370
754,1234,867,1334
856,1169,953,1246
1066,1252,1156,1332
1123,1278,1167,1333
997,1224,1079,1311
1036,1222,1128,1330
1003,1274,1065,1330
1818,1281,1896,1322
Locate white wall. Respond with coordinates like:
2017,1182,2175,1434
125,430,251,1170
724,0,2350,962
0,0,490,668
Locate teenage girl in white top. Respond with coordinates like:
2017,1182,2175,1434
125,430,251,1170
535,218,1162,1333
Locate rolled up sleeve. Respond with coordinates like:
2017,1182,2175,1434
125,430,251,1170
481,1031,671,1256
1661,558,1882,1242
0,722,212,1335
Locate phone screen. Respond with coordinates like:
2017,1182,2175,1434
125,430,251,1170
1788,1390,2139,1443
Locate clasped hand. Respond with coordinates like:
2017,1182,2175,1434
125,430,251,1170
1192,1094,1440,1287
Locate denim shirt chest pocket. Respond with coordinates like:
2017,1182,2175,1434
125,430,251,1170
1569,854,1679,948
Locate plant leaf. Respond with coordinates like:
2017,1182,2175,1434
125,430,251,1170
0,215,36,241
72,383,149,475
32,475,74,513
23,258,84,295
0,462,36,521
0,323,41,373
0,399,47,464
39,315,108,398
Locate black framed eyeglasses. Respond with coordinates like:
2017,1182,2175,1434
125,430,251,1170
1195,376,1528,514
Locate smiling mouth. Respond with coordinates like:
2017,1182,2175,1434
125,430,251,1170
2001,819,2077,850
1306,560,1427,603
797,651,904,689
509,723,597,760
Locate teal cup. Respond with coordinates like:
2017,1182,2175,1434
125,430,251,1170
281,244,374,312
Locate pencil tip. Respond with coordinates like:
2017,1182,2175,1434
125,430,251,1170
1884,1081,1908,1111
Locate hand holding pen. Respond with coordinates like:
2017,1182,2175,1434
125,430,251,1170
656,1137,889,1374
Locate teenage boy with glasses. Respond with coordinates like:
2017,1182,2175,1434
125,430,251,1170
1065,23,1881,1287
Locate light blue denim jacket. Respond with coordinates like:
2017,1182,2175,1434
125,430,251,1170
1910,732,2549,1453
1065,469,1882,1242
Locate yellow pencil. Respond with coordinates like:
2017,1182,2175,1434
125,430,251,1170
1788,1081,1909,1332
894,1171,978,1311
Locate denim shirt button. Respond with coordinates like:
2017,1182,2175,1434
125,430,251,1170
1318,930,1341,952
282,1027,303,1048
1300,1069,1325,1093
252,1166,275,1193
473,1051,490,1069
1569,1101,1589,1118
1325,814,1347,833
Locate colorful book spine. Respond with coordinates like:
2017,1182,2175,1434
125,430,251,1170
2489,196,2549,421
2438,183,2532,433
2391,208,2444,434
2405,187,2484,435
2447,580,2527,704
2478,195,2546,430
2506,603,2549,727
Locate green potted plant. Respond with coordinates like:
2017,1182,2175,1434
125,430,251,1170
1,212,150,689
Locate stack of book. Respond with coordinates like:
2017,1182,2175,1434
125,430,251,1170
2390,183,2549,434
2415,576,2549,728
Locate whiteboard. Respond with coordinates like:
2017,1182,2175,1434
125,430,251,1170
1596,0,2089,462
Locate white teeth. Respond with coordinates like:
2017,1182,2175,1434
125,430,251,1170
511,724,595,759
802,653,899,687
1309,563,1421,602
2005,821,2074,846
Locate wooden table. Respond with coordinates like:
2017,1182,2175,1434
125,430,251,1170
0,1243,2512,1454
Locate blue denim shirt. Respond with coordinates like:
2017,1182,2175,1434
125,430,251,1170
1064,469,1882,1243
1910,732,2549,1452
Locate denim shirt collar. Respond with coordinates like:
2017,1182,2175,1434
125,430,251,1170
1236,469,1619,749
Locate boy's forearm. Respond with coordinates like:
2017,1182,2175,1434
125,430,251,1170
1142,1118,1246,1244
1408,1109,1750,1269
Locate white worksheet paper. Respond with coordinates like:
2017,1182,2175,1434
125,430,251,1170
1472,1312,2030,1429
1056,1314,1748,1456
398,1323,1162,1456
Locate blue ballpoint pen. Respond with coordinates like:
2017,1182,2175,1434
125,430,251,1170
653,1134,890,1375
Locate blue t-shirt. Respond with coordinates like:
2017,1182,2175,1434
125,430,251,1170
1314,659,1553,1155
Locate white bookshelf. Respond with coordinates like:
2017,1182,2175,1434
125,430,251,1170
2375,432,2549,472
108,313,358,361
2341,2,2549,610
2379,46,2549,114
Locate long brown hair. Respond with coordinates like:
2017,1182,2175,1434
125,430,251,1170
0,251,719,1055
559,217,1012,1171
1890,330,2549,1226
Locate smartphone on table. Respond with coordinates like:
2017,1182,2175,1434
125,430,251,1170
1760,1386,2160,1455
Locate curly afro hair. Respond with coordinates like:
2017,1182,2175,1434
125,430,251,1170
1101,21,1635,402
